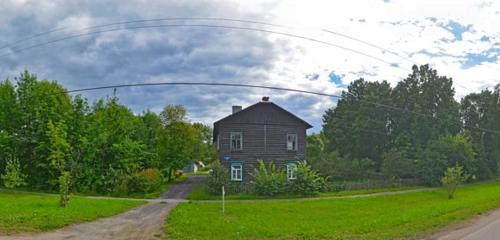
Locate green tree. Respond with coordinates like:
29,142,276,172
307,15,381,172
206,161,229,194
59,171,71,207
46,120,71,188
1,156,26,189
416,134,476,186
391,65,461,154
323,79,392,171
441,166,469,199
192,123,216,163
159,104,187,126
158,121,197,180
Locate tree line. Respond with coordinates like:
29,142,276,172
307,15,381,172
309,65,500,186
0,70,215,194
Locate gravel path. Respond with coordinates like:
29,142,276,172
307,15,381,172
0,175,206,240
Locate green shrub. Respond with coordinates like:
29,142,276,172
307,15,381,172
1,156,26,189
128,168,164,193
252,160,287,196
59,171,71,207
441,166,469,199
287,161,324,195
206,161,229,195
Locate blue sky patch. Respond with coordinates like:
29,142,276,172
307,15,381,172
461,48,499,68
328,71,345,85
440,20,472,41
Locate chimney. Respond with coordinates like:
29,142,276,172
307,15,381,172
232,105,242,114
262,96,270,102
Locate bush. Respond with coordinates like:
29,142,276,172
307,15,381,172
441,166,469,199
206,161,229,195
287,161,324,195
252,160,287,196
1,156,26,189
59,171,71,207
128,168,165,193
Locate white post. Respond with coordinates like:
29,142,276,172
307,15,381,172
222,185,225,215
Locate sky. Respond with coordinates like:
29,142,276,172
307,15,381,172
0,0,499,133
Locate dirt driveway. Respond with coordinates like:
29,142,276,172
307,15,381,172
0,175,206,240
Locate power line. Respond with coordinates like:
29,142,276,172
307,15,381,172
1,24,402,69
0,17,285,51
63,81,500,135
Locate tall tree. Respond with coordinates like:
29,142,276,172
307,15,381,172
323,78,392,170
159,104,187,126
391,65,461,152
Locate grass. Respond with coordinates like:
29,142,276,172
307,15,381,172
0,191,144,234
186,184,423,200
167,181,500,240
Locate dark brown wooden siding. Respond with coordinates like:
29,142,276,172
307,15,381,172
215,102,310,182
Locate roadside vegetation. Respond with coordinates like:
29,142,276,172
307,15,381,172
0,71,215,198
0,191,143,234
167,181,500,240
309,65,500,188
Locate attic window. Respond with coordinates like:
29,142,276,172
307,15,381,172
230,132,242,151
287,134,298,151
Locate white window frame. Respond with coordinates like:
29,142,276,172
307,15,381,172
286,163,297,180
231,163,243,181
230,132,243,151
287,133,298,151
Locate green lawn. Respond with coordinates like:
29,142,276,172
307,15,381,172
167,181,500,240
186,185,423,200
0,191,144,234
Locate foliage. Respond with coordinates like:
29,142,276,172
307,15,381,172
0,191,143,234
252,160,287,196
168,181,500,240
0,71,212,195
416,134,476,186
1,156,26,189
127,168,165,193
286,161,325,195
59,171,71,207
441,166,469,199
159,104,187,126
157,121,197,180
381,148,415,179
206,161,229,195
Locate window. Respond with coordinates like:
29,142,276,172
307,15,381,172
231,163,243,181
230,132,242,151
287,134,298,151
286,163,297,180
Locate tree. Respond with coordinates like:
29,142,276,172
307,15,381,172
206,161,229,194
391,65,461,153
157,121,197,180
1,156,26,189
323,79,392,171
59,171,71,207
159,104,187,126
46,120,71,188
286,161,324,195
416,134,476,186
461,90,500,179
441,166,468,199
192,123,216,163
381,148,415,179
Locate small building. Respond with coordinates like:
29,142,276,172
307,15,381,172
213,97,312,182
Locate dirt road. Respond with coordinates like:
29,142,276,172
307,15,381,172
0,175,206,240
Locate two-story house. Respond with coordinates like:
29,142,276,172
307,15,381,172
213,97,312,182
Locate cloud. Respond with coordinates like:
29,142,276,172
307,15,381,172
0,0,499,133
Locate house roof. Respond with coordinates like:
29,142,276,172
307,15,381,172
213,101,313,142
